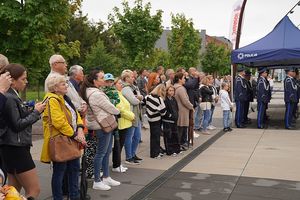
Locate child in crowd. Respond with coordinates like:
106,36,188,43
0,169,26,199
219,82,233,132
162,85,181,156
103,73,120,106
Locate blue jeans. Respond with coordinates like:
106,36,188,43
202,109,211,131
194,105,202,129
52,158,80,200
125,122,141,159
208,105,215,125
94,130,113,182
223,110,231,128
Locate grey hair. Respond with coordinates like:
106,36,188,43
46,74,67,92
49,54,64,67
69,65,83,77
165,69,174,79
0,54,9,71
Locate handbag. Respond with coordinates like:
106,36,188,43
200,102,212,110
87,91,118,133
47,98,82,162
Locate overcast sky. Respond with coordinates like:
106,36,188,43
81,0,300,47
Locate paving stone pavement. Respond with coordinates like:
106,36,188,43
31,82,300,200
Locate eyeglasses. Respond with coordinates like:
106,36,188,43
55,61,67,65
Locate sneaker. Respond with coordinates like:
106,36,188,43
201,130,211,135
93,181,111,191
228,127,233,132
120,164,128,171
134,155,143,161
102,177,121,186
112,166,126,173
153,155,163,159
207,125,216,130
125,158,140,165
193,131,200,138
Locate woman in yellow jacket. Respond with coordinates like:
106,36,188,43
41,75,86,200
112,77,135,172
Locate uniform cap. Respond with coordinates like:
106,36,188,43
258,67,268,74
245,70,251,76
104,73,115,81
237,66,246,72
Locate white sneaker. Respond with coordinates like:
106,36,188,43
207,125,216,130
93,181,111,190
112,166,126,173
120,164,128,171
193,131,200,138
102,177,121,186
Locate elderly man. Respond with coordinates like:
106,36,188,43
44,54,68,92
165,68,175,88
67,65,87,114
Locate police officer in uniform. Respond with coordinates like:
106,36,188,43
234,66,248,128
256,67,270,129
284,67,298,129
244,70,253,124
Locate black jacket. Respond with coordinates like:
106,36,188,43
0,88,40,146
162,96,178,123
184,76,199,108
199,86,213,102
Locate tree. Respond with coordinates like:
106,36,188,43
201,42,231,75
84,39,122,76
109,0,163,69
168,13,201,69
64,12,104,65
0,0,81,93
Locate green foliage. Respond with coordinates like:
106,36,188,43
0,0,81,87
64,12,104,65
201,42,231,75
109,0,163,68
147,48,170,68
168,13,201,69
84,39,122,76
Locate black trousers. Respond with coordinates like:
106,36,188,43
149,121,162,158
162,122,180,155
177,126,188,145
112,129,127,168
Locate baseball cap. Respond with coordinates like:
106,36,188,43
104,73,115,81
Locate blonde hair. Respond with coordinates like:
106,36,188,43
121,69,133,82
201,76,209,86
150,83,166,99
47,74,67,92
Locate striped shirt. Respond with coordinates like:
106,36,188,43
143,94,166,122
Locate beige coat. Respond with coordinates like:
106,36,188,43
174,83,193,127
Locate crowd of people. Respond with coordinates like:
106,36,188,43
0,52,299,199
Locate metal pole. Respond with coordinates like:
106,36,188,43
231,0,248,100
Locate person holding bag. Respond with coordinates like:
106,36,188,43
199,77,213,135
41,75,86,200
80,69,121,191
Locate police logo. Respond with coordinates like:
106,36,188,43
237,53,244,60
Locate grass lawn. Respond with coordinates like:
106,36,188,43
26,90,45,101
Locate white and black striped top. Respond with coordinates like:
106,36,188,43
143,94,166,122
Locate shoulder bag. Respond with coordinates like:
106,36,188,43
48,98,82,162
87,91,118,133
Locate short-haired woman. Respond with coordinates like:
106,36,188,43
1,64,46,200
41,74,86,200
